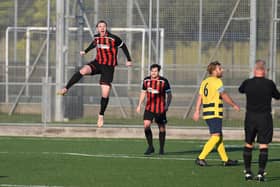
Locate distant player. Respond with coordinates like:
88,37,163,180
57,20,132,127
239,60,280,181
136,64,172,155
193,61,240,166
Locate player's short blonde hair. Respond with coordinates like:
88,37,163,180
207,61,221,75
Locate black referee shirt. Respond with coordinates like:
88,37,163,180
239,77,280,113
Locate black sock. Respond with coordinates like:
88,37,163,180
243,146,253,172
258,148,268,174
144,127,153,147
99,97,109,115
65,71,83,89
159,131,166,151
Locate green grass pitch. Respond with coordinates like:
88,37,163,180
0,137,279,187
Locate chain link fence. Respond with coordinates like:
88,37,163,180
0,0,279,127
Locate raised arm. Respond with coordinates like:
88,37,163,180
80,40,96,55
120,43,132,66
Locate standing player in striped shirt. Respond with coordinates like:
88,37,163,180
57,20,132,127
136,64,172,155
192,61,240,166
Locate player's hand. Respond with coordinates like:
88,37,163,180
80,51,86,56
164,106,169,112
233,104,240,112
192,111,200,122
136,105,141,114
126,61,132,67
57,88,68,96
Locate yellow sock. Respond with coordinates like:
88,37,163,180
198,135,220,160
217,138,229,162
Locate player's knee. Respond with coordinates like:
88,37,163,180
259,144,268,149
245,143,253,148
211,133,221,137
80,65,91,75
210,134,221,143
159,126,165,132
144,121,151,129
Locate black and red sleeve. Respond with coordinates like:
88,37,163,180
84,39,96,53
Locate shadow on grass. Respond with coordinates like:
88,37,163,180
165,146,244,156
0,176,9,178
267,176,280,182
165,149,201,155
224,147,244,152
268,158,280,162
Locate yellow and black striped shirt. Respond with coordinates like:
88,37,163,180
199,76,224,119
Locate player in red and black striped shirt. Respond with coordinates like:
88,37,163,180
136,64,172,155
57,20,132,127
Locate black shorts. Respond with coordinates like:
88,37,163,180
143,110,167,126
244,112,273,144
205,118,222,134
87,60,115,85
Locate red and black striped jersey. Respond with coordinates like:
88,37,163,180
84,31,131,66
142,76,171,114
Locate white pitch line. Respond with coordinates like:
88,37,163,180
1,151,280,163
56,152,204,161
0,151,220,162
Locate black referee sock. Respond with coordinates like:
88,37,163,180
258,148,268,174
243,146,253,172
65,71,83,89
144,127,153,148
99,97,109,115
159,131,166,151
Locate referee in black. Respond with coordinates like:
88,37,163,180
239,59,280,181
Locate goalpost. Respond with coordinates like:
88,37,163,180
4,26,164,121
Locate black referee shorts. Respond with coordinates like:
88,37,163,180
143,110,167,126
244,112,273,144
87,60,115,86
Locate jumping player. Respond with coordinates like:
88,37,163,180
136,64,172,155
193,61,240,166
57,20,132,127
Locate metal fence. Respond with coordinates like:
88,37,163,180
0,0,280,127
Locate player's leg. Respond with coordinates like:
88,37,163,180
243,143,254,180
97,66,114,127
256,144,268,181
243,124,256,180
243,112,257,180
156,113,167,155
216,136,228,162
143,110,154,155
158,126,166,155
196,134,220,166
57,61,95,95
256,113,272,181
216,136,238,166
196,118,221,166
97,84,111,127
